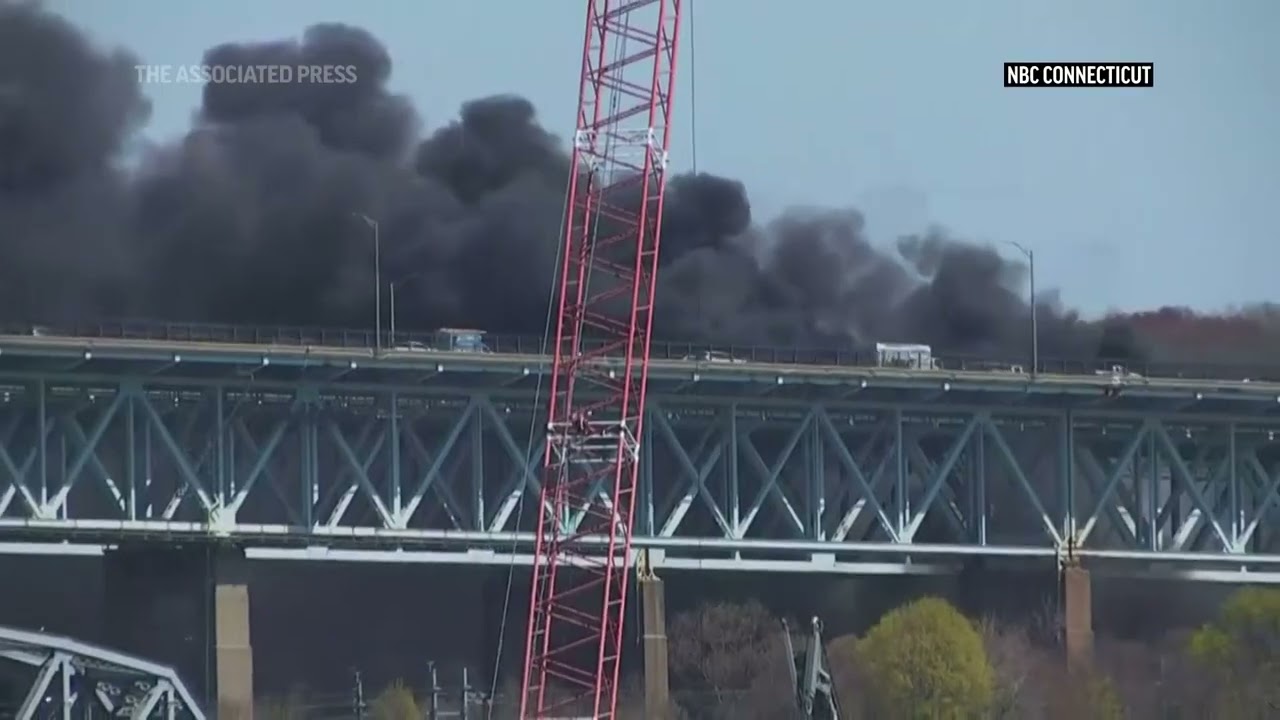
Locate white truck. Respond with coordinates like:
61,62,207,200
394,328,491,353
875,342,940,370
433,328,490,353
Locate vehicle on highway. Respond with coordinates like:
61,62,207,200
875,342,941,370
14,318,1280,385
682,350,746,364
1096,364,1143,380
433,328,490,353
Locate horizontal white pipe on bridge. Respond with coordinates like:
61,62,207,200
0,542,949,575
3,518,1280,565
0,518,1057,557
3,542,1280,584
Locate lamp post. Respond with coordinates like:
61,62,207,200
352,213,381,351
390,281,399,343
386,272,432,343
1003,241,1037,375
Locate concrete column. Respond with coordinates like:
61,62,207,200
1062,564,1093,668
639,572,671,718
214,547,254,719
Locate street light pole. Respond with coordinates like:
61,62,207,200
389,273,426,343
1029,247,1037,374
353,213,381,351
1004,241,1038,375
389,281,397,340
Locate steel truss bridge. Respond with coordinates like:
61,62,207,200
0,333,1279,581
0,624,205,719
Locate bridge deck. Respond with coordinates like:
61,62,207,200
2,334,1279,418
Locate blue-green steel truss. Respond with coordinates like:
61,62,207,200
1,335,1279,580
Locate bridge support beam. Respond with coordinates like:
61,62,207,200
639,566,671,717
103,544,254,717
1062,563,1093,669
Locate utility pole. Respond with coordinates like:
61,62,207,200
352,668,366,719
460,666,473,720
427,662,441,719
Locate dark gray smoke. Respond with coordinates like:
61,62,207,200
0,3,1160,361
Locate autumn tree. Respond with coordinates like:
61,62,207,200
856,597,994,719
825,633,873,718
1187,587,1280,718
979,618,1047,718
668,600,795,719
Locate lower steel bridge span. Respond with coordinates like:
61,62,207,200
0,332,1276,579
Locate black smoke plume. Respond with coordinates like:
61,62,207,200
0,2,1172,362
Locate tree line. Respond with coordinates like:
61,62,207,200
254,586,1279,719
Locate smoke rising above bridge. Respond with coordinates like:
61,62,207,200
0,2,1226,363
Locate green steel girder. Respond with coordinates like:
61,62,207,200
0,365,1279,580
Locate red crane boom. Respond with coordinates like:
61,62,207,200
519,1,684,717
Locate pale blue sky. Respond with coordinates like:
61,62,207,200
48,0,1280,316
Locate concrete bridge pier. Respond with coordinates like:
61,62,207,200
103,543,254,717
638,554,671,718
214,548,254,719
1062,563,1093,669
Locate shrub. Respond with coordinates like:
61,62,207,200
370,679,420,720
1187,587,1280,717
856,597,994,719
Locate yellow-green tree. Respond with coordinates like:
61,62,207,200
1187,587,1280,718
370,679,421,720
857,597,994,719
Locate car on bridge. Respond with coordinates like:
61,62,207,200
1096,364,1144,381
683,350,747,364
393,340,430,352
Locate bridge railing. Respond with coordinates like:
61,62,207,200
3,319,1279,382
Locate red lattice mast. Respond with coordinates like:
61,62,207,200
519,0,683,718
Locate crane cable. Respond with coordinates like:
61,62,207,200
629,0,698,649
485,163,566,707
488,0,701,703
688,0,699,175
487,6,635,706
